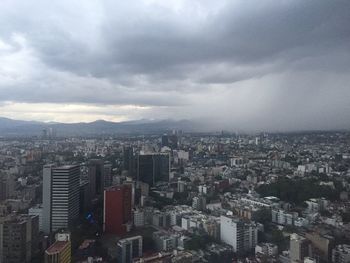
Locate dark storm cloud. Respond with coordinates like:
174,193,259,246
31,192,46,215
3,0,349,82
0,0,350,129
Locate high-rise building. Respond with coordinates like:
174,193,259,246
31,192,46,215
161,135,169,148
290,233,311,263
103,185,132,236
0,173,14,201
28,204,43,232
123,146,136,177
79,180,90,215
137,153,170,186
117,235,143,263
104,161,112,188
332,244,350,263
42,164,54,234
88,159,105,198
0,214,39,263
161,134,178,149
42,165,80,233
220,215,258,254
45,232,71,263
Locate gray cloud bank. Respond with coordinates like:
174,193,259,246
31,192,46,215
0,0,350,131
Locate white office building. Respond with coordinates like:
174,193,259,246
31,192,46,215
42,165,80,233
220,215,258,254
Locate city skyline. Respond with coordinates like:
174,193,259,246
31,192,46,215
1,0,350,131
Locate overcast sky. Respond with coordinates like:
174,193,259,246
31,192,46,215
0,0,349,131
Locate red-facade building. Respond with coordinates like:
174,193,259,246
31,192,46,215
103,184,132,235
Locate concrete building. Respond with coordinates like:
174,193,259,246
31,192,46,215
45,232,71,263
332,244,350,263
137,153,170,186
192,195,207,211
28,204,43,232
42,164,54,234
290,233,311,263
88,159,105,198
79,180,90,214
304,257,317,263
305,232,334,262
272,209,298,226
153,231,178,252
103,185,132,235
103,161,112,188
220,215,258,254
123,146,136,177
117,235,142,263
152,212,171,228
133,209,145,227
0,214,39,263
0,173,14,201
305,198,329,213
42,165,80,233
255,243,278,256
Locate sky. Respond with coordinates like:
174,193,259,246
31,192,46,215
0,0,350,131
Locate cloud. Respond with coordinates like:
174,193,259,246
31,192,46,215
0,0,349,130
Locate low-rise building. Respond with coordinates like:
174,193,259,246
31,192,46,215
45,232,71,263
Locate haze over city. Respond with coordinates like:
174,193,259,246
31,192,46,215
1,0,350,131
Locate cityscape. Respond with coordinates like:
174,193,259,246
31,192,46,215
1,1,350,263
0,130,350,262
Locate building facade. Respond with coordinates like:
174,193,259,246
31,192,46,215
117,235,143,263
42,165,80,233
290,233,311,263
0,214,39,263
332,244,350,263
45,232,71,263
137,153,170,186
220,215,258,254
103,184,132,235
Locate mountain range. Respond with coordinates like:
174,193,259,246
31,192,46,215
0,117,202,137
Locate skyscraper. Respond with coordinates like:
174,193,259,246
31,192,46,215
42,165,80,233
42,164,54,234
137,153,170,186
88,159,105,197
103,184,132,236
123,146,136,177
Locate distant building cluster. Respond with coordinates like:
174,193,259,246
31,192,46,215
0,131,350,262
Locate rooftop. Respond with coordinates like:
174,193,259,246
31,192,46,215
46,241,70,255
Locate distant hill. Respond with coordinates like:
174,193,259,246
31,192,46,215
0,117,201,137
